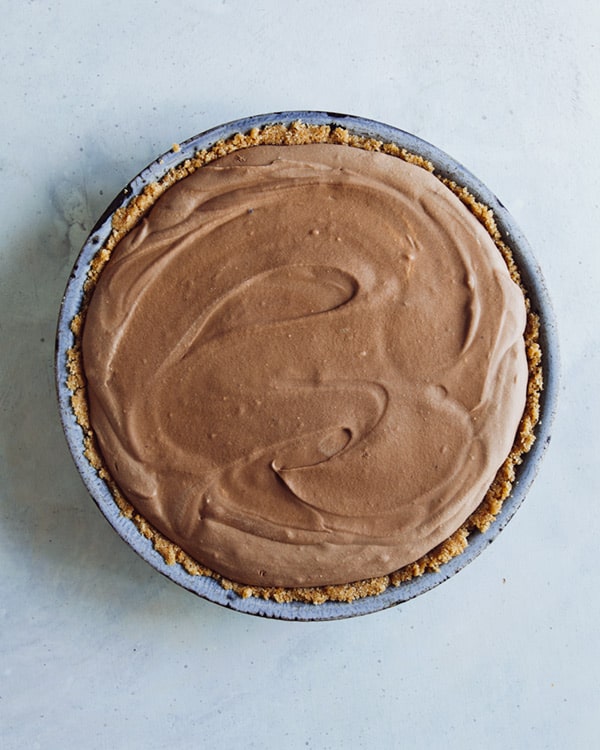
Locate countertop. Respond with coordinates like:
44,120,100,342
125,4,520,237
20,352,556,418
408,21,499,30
1,2,598,748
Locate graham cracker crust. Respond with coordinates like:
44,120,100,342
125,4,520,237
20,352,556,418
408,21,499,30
65,121,542,604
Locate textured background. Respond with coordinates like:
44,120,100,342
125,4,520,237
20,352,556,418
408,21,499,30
1,1,598,747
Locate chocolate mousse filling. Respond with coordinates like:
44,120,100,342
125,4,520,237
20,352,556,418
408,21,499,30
68,124,541,602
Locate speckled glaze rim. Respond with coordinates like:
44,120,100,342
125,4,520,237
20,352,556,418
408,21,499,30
56,111,559,621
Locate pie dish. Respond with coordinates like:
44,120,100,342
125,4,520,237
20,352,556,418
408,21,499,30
56,112,558,620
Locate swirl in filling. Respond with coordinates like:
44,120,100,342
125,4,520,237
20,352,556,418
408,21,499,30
82,144,528,587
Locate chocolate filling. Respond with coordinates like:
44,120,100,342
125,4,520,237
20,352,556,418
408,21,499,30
81,144,528,587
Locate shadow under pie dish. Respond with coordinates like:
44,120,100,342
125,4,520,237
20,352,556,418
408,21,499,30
56,112,557,620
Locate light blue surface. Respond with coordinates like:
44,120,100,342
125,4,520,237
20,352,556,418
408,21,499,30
2,1,598,747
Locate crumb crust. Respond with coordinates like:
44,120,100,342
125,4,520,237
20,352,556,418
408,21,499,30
66,122,542,604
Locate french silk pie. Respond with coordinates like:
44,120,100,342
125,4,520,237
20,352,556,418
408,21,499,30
66,120,542,604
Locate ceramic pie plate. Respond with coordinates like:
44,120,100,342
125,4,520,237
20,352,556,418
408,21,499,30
55,111,559,620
